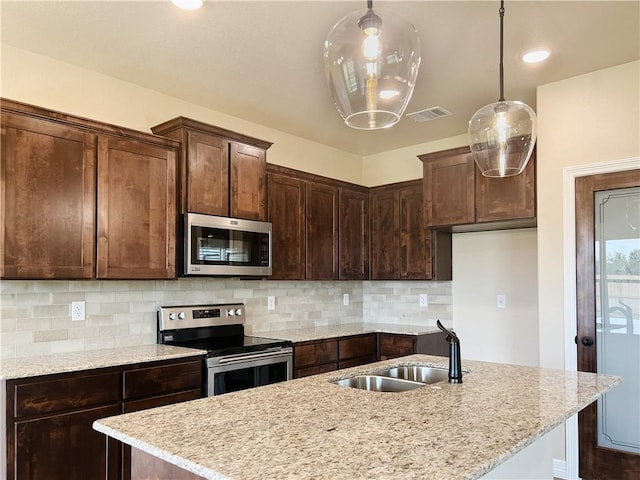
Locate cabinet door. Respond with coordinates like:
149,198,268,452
338,334,377,368
13,404,120,480
378,333,416,360
293,339,339,378
230,143,266,221
370,187,399,280
0,111,96,279
339,187,369,280
399,182,429,279
305,182,338,280
267,172,306,280
186,130,229,216
421,147,475,227
96,136,176,279
475,154,536,223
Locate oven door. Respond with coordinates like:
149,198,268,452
206,348,293,396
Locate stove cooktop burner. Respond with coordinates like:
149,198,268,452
170,335,292,358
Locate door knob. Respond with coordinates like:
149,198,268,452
581,336,594,346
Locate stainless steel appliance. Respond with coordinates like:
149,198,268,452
183,213,272,277
157,303,292,396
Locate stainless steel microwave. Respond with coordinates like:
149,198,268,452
183,213,272,277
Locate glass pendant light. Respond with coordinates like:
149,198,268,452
323,0,421,130
468,1,537,177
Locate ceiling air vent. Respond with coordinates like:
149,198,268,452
406,106,453,123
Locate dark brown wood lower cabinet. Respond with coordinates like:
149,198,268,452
14,404,121,480
131,447,204,480
4,357,203,480
293,338,339,378
338,334,377,369
378,332,448,360
293,334,378,378
293,333,448,378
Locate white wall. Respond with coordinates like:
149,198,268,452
453,229,539,367
537,60,640,371
536,61,640,466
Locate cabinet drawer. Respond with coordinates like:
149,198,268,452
123,360,202,400
378,334,416,360
123,389,202,413
293,339,338,369
13,371,120,418
338,334,377,360
339,355,377,370
294,362,338,379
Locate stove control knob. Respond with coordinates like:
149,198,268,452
178,312,186,320
235,308,243,316
169,313,177,321
227,309,235,316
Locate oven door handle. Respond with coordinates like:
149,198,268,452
216,347,293,365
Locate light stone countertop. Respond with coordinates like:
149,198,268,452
0,344,206,380
93,354,620,480
263,322,442,343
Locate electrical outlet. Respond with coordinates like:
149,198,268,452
343,293,349,306
497,294,506,309
419,294,428,307
71,301,85,321
267,296,275,311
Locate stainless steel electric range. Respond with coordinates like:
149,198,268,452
158,303,292,396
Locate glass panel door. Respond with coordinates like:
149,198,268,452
594,187,640,454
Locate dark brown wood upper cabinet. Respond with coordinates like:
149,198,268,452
0,107,97,279
339,187,369,280
475,152,536,223
421,146,476,227
1,98,179,280
266,164,368,281
267,171,306,280
306,182,339,280
419,145,536,231
399,183,430,279
151,117,271,221
370,180,451,280
96,135,177,279
370,185,400,280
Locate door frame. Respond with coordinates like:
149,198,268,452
562,156,640,479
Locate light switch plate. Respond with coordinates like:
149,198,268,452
343,293,349,306
497,294,506,309
267,296,275,311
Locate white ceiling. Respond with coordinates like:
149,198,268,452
1,1,638,156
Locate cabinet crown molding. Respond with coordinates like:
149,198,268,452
151,116,273,150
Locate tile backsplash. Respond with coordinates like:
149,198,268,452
0,279,452,359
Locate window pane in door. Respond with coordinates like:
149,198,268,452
595,187,640,454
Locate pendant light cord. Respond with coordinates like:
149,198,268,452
498,1,505,102
367,0,373,9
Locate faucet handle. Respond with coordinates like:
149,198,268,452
436,319,459,343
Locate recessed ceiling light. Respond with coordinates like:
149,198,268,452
171,0,204,10
522,49,550,64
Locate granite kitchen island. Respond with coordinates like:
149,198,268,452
94,355,619,480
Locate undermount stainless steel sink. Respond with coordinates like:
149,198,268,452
333,375,426,392
379,365,449,385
